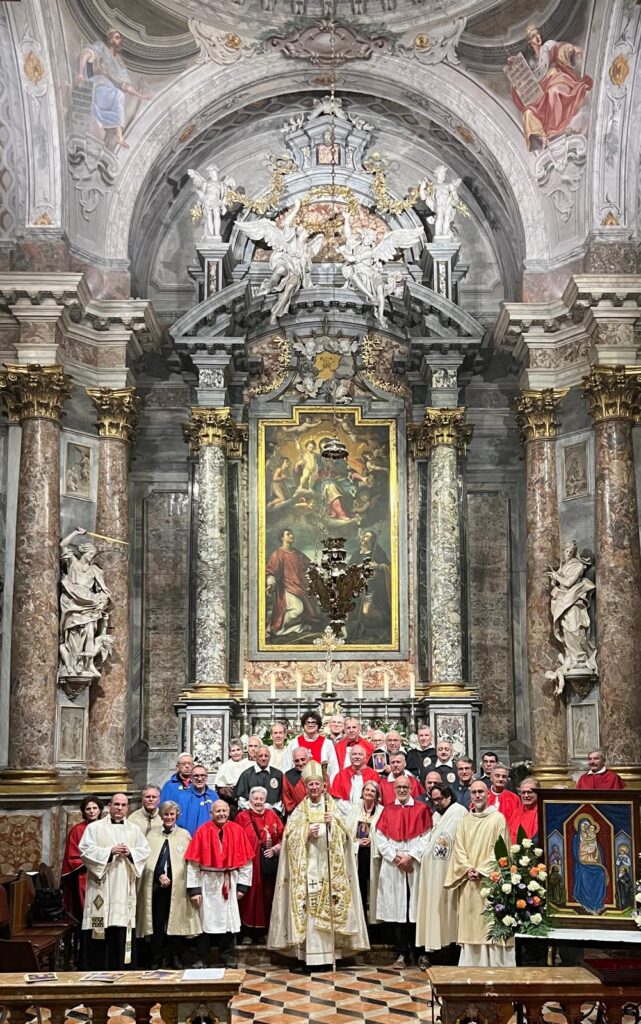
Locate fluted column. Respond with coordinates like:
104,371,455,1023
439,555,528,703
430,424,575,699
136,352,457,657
183,408,244,696
84,387,139,789
416,408,472,693
582,365,641,785
0,365,73,787
514,388,571,786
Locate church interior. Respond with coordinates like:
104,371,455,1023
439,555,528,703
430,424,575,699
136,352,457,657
1,0,641,1016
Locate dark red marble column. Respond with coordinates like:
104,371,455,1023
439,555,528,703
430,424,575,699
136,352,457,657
514,389,572,786
0,365,72,788
84,387,139,791
583,366,641,785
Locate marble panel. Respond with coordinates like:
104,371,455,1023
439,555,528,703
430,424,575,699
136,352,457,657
467,491,513,749
429,445,463,683
0,812,43,873
195,445,228,685
142,488,189,748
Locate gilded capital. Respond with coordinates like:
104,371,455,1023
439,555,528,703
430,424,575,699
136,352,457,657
581,365,641,423
513,388,568,444
0,363,73,422
409,407,472,458
87,386,140,444
183,407,246,458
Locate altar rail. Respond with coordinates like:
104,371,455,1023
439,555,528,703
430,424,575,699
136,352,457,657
427,966,641,1024
0,970,244,1024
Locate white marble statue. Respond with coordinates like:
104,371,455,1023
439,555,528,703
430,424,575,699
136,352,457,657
188,163,236,240
308,94,350,122
419,164,465,239
545,539,597,695
339,211,423,324
59,528,113,681
238,200,324,324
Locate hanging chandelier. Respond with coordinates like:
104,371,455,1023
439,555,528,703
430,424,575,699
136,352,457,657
306,537,373,637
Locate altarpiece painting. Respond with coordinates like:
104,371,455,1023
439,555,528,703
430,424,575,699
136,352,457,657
539,790,640,929
255,406,401,653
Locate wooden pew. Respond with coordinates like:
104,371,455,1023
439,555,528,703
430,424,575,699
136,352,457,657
1,872,74,969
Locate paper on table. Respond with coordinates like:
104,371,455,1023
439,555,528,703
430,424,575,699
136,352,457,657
182,968,226,980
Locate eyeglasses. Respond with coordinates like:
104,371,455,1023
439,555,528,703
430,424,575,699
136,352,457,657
395,786,410,791
192,774,207,780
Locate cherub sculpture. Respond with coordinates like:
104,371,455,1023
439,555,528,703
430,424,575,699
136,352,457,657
238,200,324,324
339,211,423,324
419,164,467,239
188,163,236,239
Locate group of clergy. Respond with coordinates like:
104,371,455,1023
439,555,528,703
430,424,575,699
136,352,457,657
60,713,624,973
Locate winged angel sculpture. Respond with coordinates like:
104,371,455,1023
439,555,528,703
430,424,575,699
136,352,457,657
339,212,424,324
238,200,324,325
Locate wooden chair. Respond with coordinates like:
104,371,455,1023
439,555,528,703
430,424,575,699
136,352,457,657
0,937,41,972
1,872,72,969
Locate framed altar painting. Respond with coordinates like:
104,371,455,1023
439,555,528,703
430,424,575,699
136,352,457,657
539,789,641,930
253,405,404,655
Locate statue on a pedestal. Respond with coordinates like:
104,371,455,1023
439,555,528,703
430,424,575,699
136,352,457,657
419,164,467,239
545,540,597,695
188,163,236,240
59,528,113,688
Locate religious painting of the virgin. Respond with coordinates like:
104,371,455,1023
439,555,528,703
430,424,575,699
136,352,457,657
255,406,401,653
539,790,640,929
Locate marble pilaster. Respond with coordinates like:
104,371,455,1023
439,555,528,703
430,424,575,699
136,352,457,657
183,407,245,696
0,365,73,788
84,387,139,790
582,365,641,784
514,388,571,786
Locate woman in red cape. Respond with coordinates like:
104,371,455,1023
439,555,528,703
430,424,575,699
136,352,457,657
60,794,103,919
235,786,283,939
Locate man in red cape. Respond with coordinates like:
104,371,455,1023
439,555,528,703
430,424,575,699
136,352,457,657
576,749,625,790
283,747,310,814
185,801,254,968
266,528,322,637
334,717,374,769
486,763,520,832
510,776,540,843
376,776,432,969
330,744,379,806
380,753,425,806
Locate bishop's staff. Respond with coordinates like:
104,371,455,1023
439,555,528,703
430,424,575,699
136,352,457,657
321,758,337,972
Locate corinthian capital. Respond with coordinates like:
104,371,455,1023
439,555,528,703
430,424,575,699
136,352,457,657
581,365,641,423
409,407,472,458
183,407,246,458
87,386,140,443
0,363,73,422
513,388,569,444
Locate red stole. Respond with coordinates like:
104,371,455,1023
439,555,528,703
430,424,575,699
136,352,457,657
376,800,432,841
576,769,625,790
330,765,379,800
184,819,253,870
297,734,326,763
487,788,520,826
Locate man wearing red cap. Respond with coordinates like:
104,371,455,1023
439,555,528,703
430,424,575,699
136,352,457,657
185,800,254,968
375,775,432,969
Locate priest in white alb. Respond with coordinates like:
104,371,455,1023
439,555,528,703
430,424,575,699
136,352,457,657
267,760,369,967
415,782,468,964
444,779,515,967
79,792,151,969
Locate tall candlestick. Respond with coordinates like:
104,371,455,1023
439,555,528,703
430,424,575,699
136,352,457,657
356,669,363,701
383,671,390,700
409,672,415,700
242,676,249,700
295,669,302,700
270,672,276,700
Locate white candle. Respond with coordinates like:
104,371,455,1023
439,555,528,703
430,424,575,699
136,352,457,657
409,672,416,700
295,669,302,699
356,670,363,701
242,676,249,700
383,671,390,700
270,672,276,700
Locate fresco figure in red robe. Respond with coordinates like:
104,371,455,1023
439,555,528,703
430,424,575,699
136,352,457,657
265,528,322,638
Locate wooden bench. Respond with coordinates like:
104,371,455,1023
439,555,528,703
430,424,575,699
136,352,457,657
427,966,640,1024
1,872,74,970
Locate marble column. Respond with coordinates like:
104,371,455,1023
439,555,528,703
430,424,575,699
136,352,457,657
183,408,244,695
513,388,571,786
84,387,139,790
421,408,472,693
582,366,641,785
0,364,72,787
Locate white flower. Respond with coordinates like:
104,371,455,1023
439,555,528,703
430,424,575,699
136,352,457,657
519,856,531,866
534,848,543,857
502,915,517,927
522,839,533,848
530,913,542,925
528,880,541,891
537,870,547,880
510,844,520,853
511,874,522,884
635,892,641,904
501,883,512,893
480,888,491,898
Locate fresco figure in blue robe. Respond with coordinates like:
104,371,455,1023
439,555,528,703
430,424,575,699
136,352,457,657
572,817,606,915
78,30,149,151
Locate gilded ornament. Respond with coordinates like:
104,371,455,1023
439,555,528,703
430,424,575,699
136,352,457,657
415,35,431,50
225,34,241,49
410,407,472,456
601,210,620,226
513,388,568,444
246,336,291,399
609,54,630,86
361,334,407,397
183,406,246,457
178,123,197,144
32,212,53,225
23,51,45,85
86,386,140,444
455,123,475,144
582,365,641,423
363,155,419,215
225,155,296,216
0,363,73,422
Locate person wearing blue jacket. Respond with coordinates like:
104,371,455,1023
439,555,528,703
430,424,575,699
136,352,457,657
181,765,219,836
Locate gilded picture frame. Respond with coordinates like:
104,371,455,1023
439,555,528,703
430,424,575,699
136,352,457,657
539,789,641,930
255,405,401,654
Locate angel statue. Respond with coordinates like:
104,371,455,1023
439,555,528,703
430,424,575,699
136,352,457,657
59,528,112,680
339,211,423,324
544,539,597,695
419,164,467,239
188,163,236,240
238,199,324,325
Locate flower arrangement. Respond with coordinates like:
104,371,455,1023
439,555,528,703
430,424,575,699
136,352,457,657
634,878,641,929
481,826,551,942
